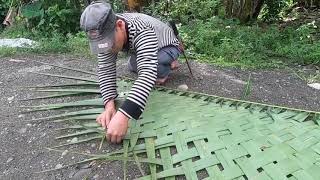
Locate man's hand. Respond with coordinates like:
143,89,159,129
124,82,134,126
96,100,116,129
107,111,129,143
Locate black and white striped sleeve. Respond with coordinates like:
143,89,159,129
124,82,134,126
97,52,118,106
119,28,158,119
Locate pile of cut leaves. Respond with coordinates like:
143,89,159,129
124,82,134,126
24,62,320,179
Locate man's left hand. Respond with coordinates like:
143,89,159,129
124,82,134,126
106,111,129,143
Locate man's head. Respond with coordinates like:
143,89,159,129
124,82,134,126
80,1,127,54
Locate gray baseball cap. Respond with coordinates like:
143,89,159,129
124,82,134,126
80,1,116,54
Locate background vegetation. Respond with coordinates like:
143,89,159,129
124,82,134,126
0,0,319,68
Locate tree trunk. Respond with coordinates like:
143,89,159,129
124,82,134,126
252,0,264,20
3,7,16,26
224,0,266,23
128,0,141,12
225,0,233,18
239,0,253,23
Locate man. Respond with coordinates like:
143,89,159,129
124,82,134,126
80,1,181,143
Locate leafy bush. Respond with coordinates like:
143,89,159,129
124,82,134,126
19,0,84,37
66,31,90,55
180,17,320,68
262,0,288,21
150,0,221,24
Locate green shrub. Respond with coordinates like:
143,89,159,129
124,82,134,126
66,31,91,56
0,47,17,58
20,0,83,37
150,0,221,23
179,17,319,68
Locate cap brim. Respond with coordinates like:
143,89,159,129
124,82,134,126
89,31,115,54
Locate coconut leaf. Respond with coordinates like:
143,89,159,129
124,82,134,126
53,114,98,122
24,98,103,111
27,108,104,122
33,61,97,76
28,66,320,179
55,129,102,139
24,82,98,89
36,88,100,94
19,92,86,101
52,135,103,148
30,72,97,83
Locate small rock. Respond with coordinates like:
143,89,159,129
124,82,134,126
26,124,32,127
68,171,76,178
7,96,14,102
55,164,63,169
71,168,92,180
91,143,96,148
89,161,96,167
70,137,78,143
308,83,320,90
93,174,99,179
18,128,27,134
6,157,13,163
178,84,188,91
61,150,68,156
18,114,24,118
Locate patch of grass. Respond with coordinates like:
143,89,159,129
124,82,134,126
0,22,33,39
241,73,252,100
1,17,319,69
0,47,18,58
292,70,320,84
180,17,320,69
0,26,94,59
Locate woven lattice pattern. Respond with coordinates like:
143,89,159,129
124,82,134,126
128,89,320,179
27,66,320,180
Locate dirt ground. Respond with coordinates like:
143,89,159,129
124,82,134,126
0,54,319,180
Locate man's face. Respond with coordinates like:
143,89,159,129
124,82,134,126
111,20,127,53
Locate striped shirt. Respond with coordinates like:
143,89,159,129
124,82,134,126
97,13,180,119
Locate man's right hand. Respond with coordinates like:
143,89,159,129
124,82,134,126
96,100,116,129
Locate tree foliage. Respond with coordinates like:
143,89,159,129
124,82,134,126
19,0,85,36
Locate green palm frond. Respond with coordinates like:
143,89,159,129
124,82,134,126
25,62,320,179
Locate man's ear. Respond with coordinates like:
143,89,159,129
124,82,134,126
116,20,125,31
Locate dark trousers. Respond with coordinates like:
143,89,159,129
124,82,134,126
128,45,181,78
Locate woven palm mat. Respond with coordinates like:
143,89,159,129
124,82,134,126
26,65,320,180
